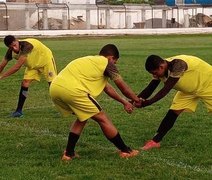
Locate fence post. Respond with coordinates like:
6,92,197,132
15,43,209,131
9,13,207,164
62,10,68,29
184,9,189,28
126,15,131,28
25,8,30,30
43,8,48,29
162,9,166,28
86,2,91,30
106,7,110,29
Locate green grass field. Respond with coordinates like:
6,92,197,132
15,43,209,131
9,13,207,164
0,34,211,179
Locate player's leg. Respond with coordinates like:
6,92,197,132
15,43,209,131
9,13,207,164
62,119,87,160
142,109,182,150
92,111,139,158
62,93,138,159
12,79,33,117
49,83,81,160
142,91,198,150
152,109,182,143
12,68,40,117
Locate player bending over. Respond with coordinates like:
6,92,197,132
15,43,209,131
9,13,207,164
134,54,212,150
50,44,141,160
0,35,57,117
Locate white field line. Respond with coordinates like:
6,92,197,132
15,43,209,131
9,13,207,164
150,157,212,175
25,105,55,110
0,105,63,139
0,121,67,140
0,105,54,111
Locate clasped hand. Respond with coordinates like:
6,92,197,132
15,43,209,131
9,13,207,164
129,98,149,108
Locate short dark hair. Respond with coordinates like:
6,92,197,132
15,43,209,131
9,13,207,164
4,35,16,47
99,44,119,59
145,55,164,72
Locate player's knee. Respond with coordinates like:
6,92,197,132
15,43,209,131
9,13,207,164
21,79,33,87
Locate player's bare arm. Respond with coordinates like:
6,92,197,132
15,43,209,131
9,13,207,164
104,82,134,113
0,58,8,73
0,55,26,79
104,82,129,105
114,77,140,103
104,61,139,103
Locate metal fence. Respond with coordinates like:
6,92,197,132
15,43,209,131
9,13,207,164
0,2,212,30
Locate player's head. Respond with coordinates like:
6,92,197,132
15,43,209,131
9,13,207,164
4,35,20,53
99,44,119,64
145,55,166,78
4,35,16,47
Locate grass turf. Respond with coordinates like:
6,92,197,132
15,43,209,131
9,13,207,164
0,34,211,179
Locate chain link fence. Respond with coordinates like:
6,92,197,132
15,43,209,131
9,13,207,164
0,2,212,30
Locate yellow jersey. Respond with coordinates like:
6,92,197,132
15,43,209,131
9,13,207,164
165,55,212,94
52,55,109,98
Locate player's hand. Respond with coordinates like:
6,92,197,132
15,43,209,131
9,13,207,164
128,99,134,104
133,98,143,108
123,101,134,114
134,99,151,108
141,99,151,107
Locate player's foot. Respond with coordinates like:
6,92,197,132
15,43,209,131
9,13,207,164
119,149,139,158
11,111,23,118
61,151,79,161
141,140,160,150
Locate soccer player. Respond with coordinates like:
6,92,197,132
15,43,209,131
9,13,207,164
134,54,212,150
49,44,141,160
0,35,57,117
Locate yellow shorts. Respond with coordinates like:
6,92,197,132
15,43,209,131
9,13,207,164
49,83,102,121
170,91,212,113
23,57,57,82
